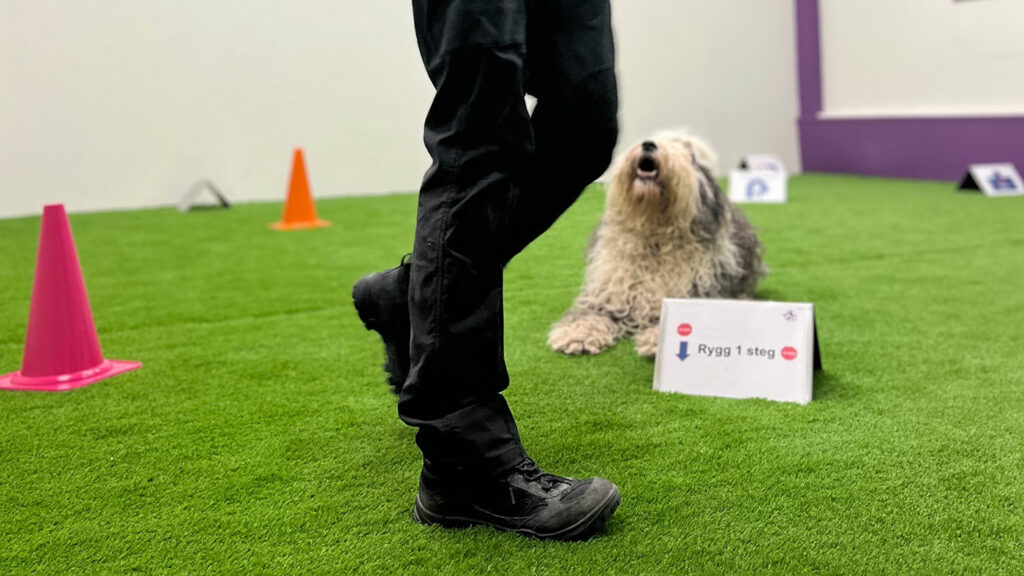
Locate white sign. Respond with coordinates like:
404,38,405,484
728,170,788,204
958,164,1024,198
653,299,820,405
739,154,788,175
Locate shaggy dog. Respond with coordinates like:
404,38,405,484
548,131,765,358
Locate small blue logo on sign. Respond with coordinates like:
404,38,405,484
990,172,1018,191
746,178,769,199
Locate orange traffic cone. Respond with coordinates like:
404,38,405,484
0,205,141,392
270,148,331,231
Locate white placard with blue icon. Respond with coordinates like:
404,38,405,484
958,164,1023,198
653,299,820,405
728,170,788,204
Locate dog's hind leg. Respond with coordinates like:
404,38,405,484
633,325,660,358
548,309,622,355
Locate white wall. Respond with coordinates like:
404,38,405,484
0,0,435,219
614,0,800,175
820,0,1024,118
0,0,800,219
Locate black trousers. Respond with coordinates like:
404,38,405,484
399,0,618,477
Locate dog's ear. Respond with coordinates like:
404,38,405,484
682,137,718,177
690,164,727,241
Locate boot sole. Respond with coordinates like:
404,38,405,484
413,486,621,542
352,276,383,332
352,276,408,393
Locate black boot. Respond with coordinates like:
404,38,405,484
414,458,621,541
352,258,411,395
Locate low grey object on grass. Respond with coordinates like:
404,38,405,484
178,180,231,212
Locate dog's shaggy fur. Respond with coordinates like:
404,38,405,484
548,131,766,357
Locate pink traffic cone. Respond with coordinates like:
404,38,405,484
0,205,141,392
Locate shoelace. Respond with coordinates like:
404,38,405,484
514,458,564,491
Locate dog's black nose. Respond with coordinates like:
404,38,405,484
642,141,657,152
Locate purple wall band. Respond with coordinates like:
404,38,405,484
795,0,1024,181
795,0,822,118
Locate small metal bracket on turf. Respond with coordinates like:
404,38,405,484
179,180,231,212
813,318,823,372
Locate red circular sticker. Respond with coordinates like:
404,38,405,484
781,347,798,361
677,323,693,337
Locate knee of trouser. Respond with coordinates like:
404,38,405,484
570,68,619,182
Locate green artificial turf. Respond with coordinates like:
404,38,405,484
2,174,1024,575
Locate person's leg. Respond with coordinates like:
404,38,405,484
355,0,620,541
505,0,618,261
395,0,618,443
354,0,618,395
398,0,533,477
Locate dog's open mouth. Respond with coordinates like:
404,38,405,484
636,155,659,181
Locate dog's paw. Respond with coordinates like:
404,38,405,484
634,340,658,358
634,327,659,358
548,321,615,355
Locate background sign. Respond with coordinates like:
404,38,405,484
653,299,820,405
958,164,1024,198
739,154,788,175
729,170,788,204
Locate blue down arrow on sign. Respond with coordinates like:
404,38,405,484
677,341,690,362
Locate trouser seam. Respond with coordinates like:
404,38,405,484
431,51,468,346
